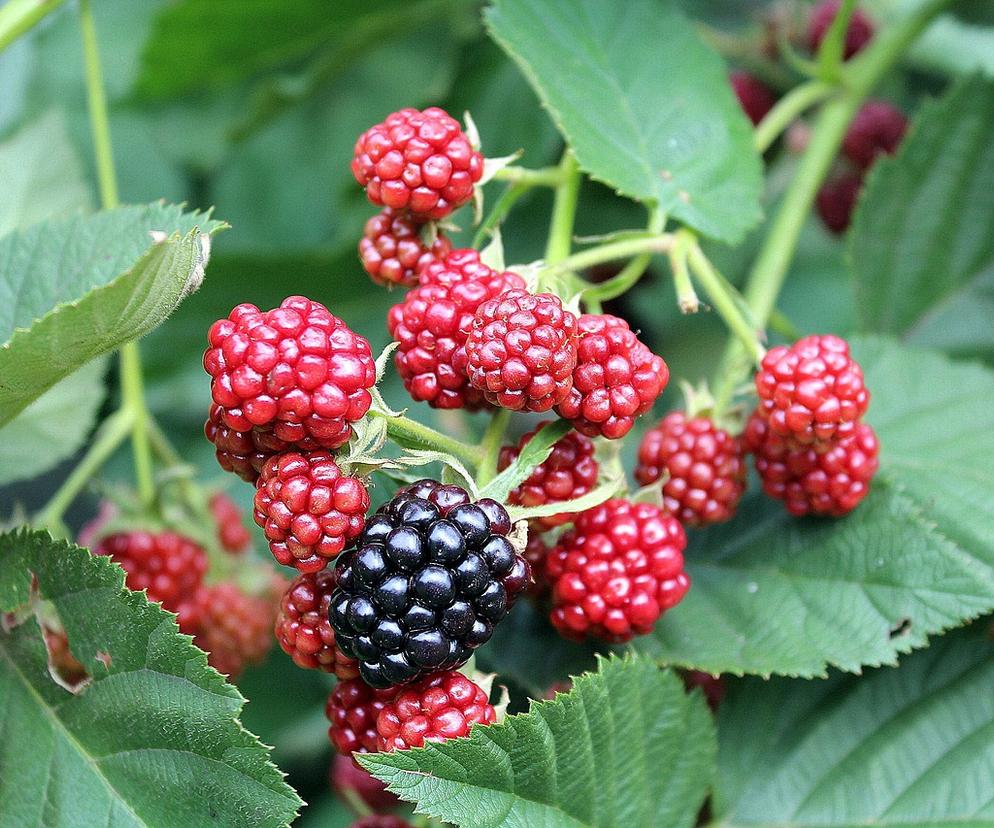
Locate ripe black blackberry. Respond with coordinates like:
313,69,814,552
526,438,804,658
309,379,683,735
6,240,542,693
329,479,530,688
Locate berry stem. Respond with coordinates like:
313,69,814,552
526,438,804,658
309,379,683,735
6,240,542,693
35,407,134,533
544,149,581,264
815,0,859,81
580,205,666,303
668,234,699,314
476,408,511,487
372,410,485,468
539,234,674,282
684,233,765,364
491,164,566,187
753,79,833,153
79,0,156,507
0,0,65,52
711,0,954,415
472,181,528,248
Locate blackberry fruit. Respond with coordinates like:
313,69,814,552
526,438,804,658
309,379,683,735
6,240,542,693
275,570,359,676
329,479,530,688
358,207,451,288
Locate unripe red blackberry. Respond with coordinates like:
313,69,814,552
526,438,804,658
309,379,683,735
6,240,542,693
376,670,496,751
209,492,251,553
193,580,283,679
330,480,530,688
95,531,207,634
358,207,451,288
326,678,397,755
842,101,907,171
729,71,776,126
351,107,483,220
464,289,579,412
388,259,524,410
635,412,747,527
275,569,359,677
745,410,879,516
680,669,726,711
349,816,411,828
205,403,291,484
546,499,689,643
754,334,869,448
807,0,874,59
253,450,369,572
204,296,376,454
497,425,599,530
555,314,669,439
330,754,398,812
523,532,551,595
816,172,862,235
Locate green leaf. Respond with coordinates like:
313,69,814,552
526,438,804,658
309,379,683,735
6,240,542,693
714,623,994,826
0,529,301,826
361,655,714,828
0,109,91,238
851,76,994,360
636,336,994,677
0,356,108,486
484,0,763,244
0,202,226,425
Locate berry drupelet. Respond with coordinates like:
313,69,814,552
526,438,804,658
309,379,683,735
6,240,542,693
329,480,530,688
275,570,359,677
358,207,451,288
204,296,376,455
464,289,579,412
376,670,496,751
205,403,291,484
816,172,862,235
253,450,369,572
326,678,397,755
635,412,747,527
498,424,599,530
730,71,777,126
388,252,524,410
351,107,483,220
555,313,669,439
842,101,907,171
745,411,879,516
546,499,690,643
754,334,869,448
94,531,207,634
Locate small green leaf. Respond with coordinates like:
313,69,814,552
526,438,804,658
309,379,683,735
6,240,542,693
484,0,763,243
714,623,994,826
0,357,108,486
479,419,571,503
0,202,226,425
851,76,994,360
0,529,301,826
506,471,623,523
636,336,994,677
361,655,715,828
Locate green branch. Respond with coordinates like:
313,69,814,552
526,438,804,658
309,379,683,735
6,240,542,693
0,0,65,53
372,410,484,468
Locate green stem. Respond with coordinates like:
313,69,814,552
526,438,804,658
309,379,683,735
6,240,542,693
581,206,666,303
816,0,858,81
668,236,699,313
769,307,801,340
685,239,765,364
712,0,954,413
491,165,565,187
36,408,134,531
0,0,66,52
476,408,510,486
541,234,673,282
80,0,156,506
472,182,528,248
372,411,484,468
544,150,581,264
338,786,372,818
754,80,833,153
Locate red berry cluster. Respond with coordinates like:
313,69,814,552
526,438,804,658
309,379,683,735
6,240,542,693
747,335,878,516
209,492,251,553
817,100,907,233
807,0,874,60
275,569,359,677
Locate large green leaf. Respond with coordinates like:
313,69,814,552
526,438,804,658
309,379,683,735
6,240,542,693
0,529,301,827
361,655,714,828
636,336,994,677
851,76,994,360
0,203,225,425
713,623,994,826
484,0,763,244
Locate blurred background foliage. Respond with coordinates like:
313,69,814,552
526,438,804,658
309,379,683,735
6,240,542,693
0,0,990,822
